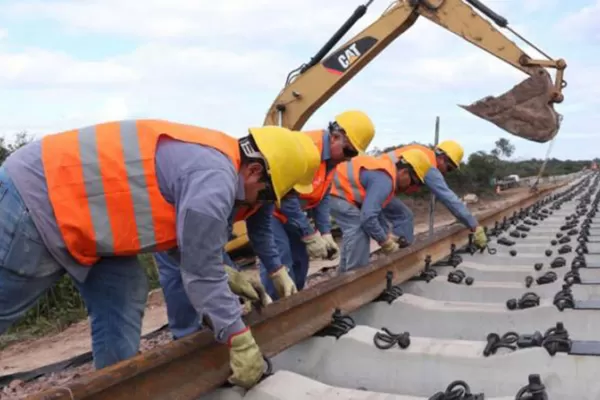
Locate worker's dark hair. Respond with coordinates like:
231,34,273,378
395,160,418,184
328,121,344,133
395,160,412,172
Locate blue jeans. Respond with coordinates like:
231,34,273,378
329,197,389,273
259,217,309,300
154,251,201,339
154,249,235,339
0,166,148,369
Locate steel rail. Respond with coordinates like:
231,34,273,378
28,182,566,400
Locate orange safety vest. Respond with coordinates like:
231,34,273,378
233,205,261,222
382,144,437,194
41,119,245,266
330,155,397,208
273,130,334,223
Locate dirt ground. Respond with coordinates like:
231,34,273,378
0,187,534,399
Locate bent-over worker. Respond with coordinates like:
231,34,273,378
381,141,488,249
154,244,241,340
259,110,376,299
0,119,319,389
329,149,433,272
153,178,305,340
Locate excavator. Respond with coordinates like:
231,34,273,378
225,0,567,256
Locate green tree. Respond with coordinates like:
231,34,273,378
490,138,515,159
0,131,35,165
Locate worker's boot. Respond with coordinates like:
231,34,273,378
460,68,562,143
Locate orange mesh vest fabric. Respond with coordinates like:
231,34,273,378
41,119,241,266
234,205,260,222
330,155,397,208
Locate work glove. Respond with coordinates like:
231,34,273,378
473,226,488,249
239,281,273,314
225,265,272,308
302,231,329,260
389,233,410,248
270,266,298,298
379,235,400,255
227,328,265,389
321,233,340,259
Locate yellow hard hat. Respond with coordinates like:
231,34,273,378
292,133,322,194
334,110,375,153
399,148,433,183
436,140,464,168
248,126,321,206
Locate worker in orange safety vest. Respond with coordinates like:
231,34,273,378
381,141,488,249
258,110,376,299
329,149,433,271
0,120,320,389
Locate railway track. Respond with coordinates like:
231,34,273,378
28,171,596,400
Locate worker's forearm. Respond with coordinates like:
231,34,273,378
383,198,414,242
360,170,393,243
425,168,478,229
279,195,316,237
312,192,332,234
360,213,388,243
180,208,245,342
247,204,284,274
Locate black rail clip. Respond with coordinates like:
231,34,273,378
313,308,355,339
553,284,575,311
374,270,404,303
515,374,548,400
411,255,438,283
373,327,410,350
432,244,463,267
427,380,484,400
507,292,540,310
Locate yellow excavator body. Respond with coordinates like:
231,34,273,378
226,0,567,255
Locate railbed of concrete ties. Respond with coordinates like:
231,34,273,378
200,171,600,400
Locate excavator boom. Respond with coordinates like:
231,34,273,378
227,0,567,256
263,0,567,142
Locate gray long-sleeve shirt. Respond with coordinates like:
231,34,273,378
357,169,394,243
423,167,477,229
4,136,256,342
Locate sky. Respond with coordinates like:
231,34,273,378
0,0,597,161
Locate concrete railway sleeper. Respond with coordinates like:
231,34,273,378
27,172,598,400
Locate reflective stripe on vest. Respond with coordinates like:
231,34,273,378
273,130,333,223
41,119,241,265
330,155,396,208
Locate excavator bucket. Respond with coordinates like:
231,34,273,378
460,69,562,143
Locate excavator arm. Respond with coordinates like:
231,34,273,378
226,0,567,256
264,0,567,142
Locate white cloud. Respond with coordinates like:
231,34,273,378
0,28,6,40
2,0,391,44
0,48,138,87
557,0,600,42
0,0,596,160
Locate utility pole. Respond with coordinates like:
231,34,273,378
428,116,440,238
